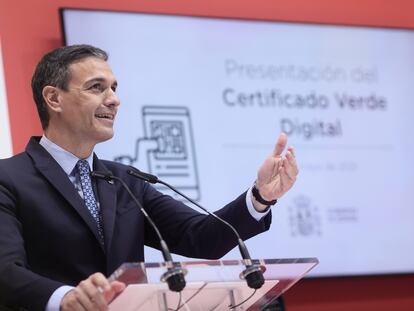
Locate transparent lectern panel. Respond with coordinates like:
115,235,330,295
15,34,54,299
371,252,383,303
109,258,318,311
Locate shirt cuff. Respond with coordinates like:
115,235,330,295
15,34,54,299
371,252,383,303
246,186,271,221
46,285,74,311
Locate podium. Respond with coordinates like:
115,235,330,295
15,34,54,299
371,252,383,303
109,258,318,310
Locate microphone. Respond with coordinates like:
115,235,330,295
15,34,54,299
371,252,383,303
91,171,187,292
127,167,265,289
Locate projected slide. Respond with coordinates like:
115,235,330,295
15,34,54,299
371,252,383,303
0,40,12,159
63,10,414,276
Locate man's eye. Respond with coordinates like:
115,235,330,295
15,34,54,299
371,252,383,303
89,84,104,91
111,85,117,92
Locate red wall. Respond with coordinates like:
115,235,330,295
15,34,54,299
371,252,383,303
1,0,413,309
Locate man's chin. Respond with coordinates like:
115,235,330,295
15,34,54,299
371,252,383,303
95,130,114,144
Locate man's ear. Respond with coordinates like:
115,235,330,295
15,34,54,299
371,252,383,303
42,86,62,112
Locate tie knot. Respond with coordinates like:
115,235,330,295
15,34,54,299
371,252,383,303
77,160,90,175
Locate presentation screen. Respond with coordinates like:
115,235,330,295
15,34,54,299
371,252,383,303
62,9,414,277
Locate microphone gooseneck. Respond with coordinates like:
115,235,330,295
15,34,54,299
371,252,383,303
91,171,186,292
127,167,265,289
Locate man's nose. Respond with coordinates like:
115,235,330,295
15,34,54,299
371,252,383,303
104,88,120,107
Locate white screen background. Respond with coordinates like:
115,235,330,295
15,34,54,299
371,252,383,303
63,10,414,277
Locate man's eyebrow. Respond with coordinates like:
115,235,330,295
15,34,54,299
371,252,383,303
84,77,118,87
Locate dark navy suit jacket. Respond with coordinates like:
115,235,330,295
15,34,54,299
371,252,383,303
0,137,271,310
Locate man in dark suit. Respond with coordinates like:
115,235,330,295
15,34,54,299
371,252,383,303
0,45,298,311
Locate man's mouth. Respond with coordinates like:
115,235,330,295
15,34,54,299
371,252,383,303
95,113,114,120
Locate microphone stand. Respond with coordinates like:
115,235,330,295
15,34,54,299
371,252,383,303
127,167,265,289
91,171,187,292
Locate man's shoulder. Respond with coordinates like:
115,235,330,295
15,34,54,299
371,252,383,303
0,152,33,188
0,136,73,183
0,136,43,170
0,151,31,168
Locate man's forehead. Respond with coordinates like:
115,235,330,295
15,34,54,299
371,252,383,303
68,57,115,82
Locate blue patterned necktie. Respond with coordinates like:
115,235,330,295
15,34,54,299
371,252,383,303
76,160,104,244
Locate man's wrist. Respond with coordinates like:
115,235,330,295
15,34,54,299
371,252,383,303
252,183,277,207
46,285,74,311
246,188,271,219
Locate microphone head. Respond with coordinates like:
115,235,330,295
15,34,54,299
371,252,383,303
127,167,158,184
91,171,113,181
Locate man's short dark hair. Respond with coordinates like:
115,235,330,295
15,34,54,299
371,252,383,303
31,44,108,129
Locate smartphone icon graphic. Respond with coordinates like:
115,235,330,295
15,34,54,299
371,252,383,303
143,106,200,201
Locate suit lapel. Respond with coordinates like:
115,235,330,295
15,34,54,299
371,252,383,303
26,137,105,250
93,156,117,253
